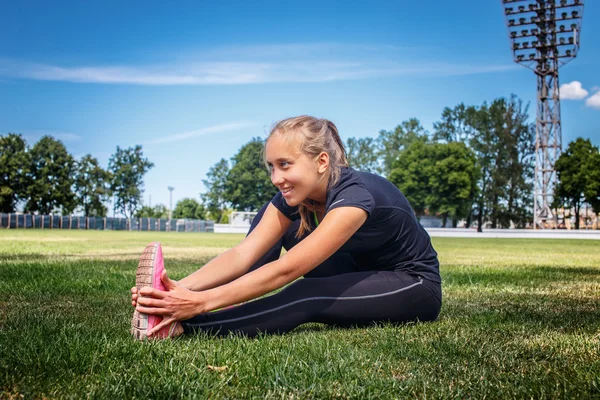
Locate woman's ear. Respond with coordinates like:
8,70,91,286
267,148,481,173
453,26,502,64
317,152,329,174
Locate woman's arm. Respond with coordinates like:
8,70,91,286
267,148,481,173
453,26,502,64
178,203,292,291
203,206,367,309
138,206,368,335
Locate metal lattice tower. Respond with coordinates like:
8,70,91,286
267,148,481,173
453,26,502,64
501,0,584,229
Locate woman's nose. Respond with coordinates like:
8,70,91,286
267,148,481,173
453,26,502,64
271,169,284,186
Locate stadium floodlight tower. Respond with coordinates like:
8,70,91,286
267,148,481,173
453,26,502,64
501,0,584,229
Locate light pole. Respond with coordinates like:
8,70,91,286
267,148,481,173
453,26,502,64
501,0,584,228
168,186,174,223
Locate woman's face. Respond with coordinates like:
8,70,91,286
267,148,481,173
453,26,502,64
264,133,328,206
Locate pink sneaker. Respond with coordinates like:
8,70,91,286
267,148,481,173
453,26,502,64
131,242,177,340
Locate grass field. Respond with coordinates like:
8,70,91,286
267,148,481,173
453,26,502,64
1,230,599,399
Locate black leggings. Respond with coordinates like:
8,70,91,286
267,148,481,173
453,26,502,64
181,203,442,337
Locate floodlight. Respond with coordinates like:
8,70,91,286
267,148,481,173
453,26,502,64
501,0,585,229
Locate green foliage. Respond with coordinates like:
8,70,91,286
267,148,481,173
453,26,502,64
426,142,479,227
201,158,229,223
108,145,154,219
135,204,169,219
74,154,112,217
377,118,429,178
388,141,431,215
25,136,77,215
345,137,379,173
471,96,534,229
173,197,206,219
434,96,534,230
0,133,31,213
389,141,478,225
553,138,600,229
219,208,234,224
433,103,476,144
224,138,278,211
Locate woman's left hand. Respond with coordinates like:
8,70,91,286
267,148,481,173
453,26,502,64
136,269,205,336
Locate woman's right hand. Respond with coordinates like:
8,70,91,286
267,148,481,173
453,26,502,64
131,287,139,307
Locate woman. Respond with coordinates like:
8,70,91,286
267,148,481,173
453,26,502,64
131,116,442,339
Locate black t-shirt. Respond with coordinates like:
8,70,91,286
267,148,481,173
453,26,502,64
271,167,441,283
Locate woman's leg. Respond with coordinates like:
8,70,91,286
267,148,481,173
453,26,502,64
181,271,441,337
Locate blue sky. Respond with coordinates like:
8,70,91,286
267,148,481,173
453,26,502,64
1,0,599,213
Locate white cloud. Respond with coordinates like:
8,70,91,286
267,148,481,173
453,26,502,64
21,130,81,142
585,91,600,109
0,44,517,86
144,121,254,145
559,81,588,100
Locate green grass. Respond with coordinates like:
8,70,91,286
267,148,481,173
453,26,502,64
1,230,599,399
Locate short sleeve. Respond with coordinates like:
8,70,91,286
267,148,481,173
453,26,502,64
270,191,300,221
327,183,375,217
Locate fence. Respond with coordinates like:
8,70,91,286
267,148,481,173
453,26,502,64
0,213,214,233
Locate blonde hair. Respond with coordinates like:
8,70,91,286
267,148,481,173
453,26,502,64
265,116,349,238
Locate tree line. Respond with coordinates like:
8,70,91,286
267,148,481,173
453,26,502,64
201,95,600,229
0,134,153,218
2,94,599,228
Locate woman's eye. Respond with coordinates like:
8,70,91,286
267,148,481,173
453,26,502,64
280,162,289,168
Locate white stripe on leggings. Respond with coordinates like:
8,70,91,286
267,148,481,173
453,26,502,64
188,277,423,327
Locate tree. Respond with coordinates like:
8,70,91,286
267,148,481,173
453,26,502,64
74,154,112,217
433,103,476,144
0,133,31,213
25,136,77,214
135,204,168,219
553,138,600,229
345,137,379,173
388,141,432,216
173,198,206,219
377,118,429,178
108,145,154,219
497,96,534,228
201,158,229,223
426,142,479,228
439,96,534,230
472,96,534,229
389,141,478,226
224,138,278,212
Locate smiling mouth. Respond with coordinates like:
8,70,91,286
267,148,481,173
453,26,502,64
281,187,293,194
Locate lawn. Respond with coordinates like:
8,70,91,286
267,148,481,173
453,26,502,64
1,230,599,399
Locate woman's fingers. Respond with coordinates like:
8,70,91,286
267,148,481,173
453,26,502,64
136,305,169,315
139,287,167,298
148,317,175,336
136,295,164,307
131,289,138,307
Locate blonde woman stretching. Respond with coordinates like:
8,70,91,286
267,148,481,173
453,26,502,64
131,116,442,339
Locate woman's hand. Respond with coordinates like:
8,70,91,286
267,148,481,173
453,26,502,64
130,287,139,307
135,269,206,336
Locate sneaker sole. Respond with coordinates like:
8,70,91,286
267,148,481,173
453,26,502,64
131,242,161,340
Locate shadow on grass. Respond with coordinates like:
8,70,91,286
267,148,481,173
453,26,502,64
444,264,600,287
444,290,600,334
0,253,51,262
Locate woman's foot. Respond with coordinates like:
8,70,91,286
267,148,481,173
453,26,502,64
131,242,182,340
